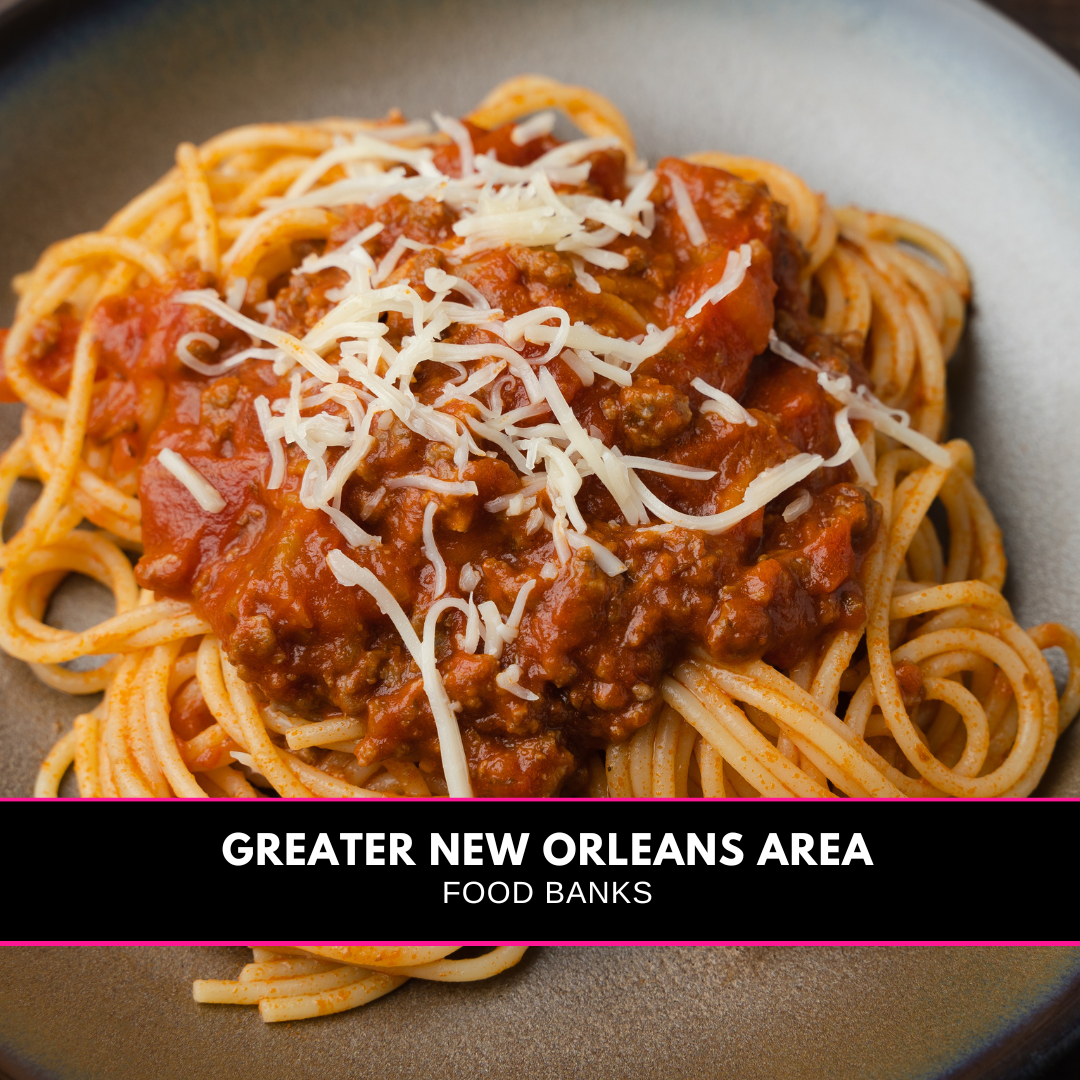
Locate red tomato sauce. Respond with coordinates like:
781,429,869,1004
11,124,879,795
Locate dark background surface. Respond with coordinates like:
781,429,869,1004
0,0,1079,1076
986,0,1080,70
901,3,1076,1074
982,8,1080,1076
982,0,1080,1053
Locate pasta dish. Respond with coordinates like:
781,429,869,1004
3,76,1077,801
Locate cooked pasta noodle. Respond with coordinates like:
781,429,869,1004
1,75,1074,801
193,945,527,1022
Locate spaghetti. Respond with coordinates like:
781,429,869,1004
192,945,528,1022
4,76,1077,802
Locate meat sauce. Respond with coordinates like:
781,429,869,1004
9,121,879,795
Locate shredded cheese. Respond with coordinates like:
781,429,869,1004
628,453,824,534
326,551,472,797
503,579,536,639
685,244,753,319
669,174,706,247
496,664,539,701
617,456,716,480
782,490,813,522
538,367,647,526
767,331,951,469
820,372,951,468
422,501,447,598
372,236,426,286
479,601,507,659
525,508,544,535
157,449,226,513
570,255,601,294
691,377,758,427
434,112,476,176
165,110,956,806
254,395,286,489
565,531,627,576
461,593,481,654
225,277,248,310
510,111,556,146
174,290,338,383
384,475,479,496
476,579,536,660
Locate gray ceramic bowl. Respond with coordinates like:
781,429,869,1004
1,0,1080,1075
0,945,1078,1080
2,0,1079,797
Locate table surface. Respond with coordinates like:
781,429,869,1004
977,10,1080,1073
1,0,1080,1078
985,0,1080,69
936,8,1080,1078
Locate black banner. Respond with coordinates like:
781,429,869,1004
7,799,1076,943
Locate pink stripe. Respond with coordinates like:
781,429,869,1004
4,797,1080,803
2,940,1078,946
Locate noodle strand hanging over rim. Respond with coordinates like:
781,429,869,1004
192,946,528,1022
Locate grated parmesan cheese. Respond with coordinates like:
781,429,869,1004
570,255,601,294
174,290,338,383
768,331,951,469
669,174,706,248
422,501,447,598
525,507,544,535
327,551,472,797
692,377,758,427
685,244,753,319
510,111,556,146
565,531,627,576
174,110,951,805
254,395,287,490
157,449,226,513
628,452,824,534
225,277,248,310
496,663,539,701
782,490,813,522
503,579,536,638
617,455,716,480
384,475,479,496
